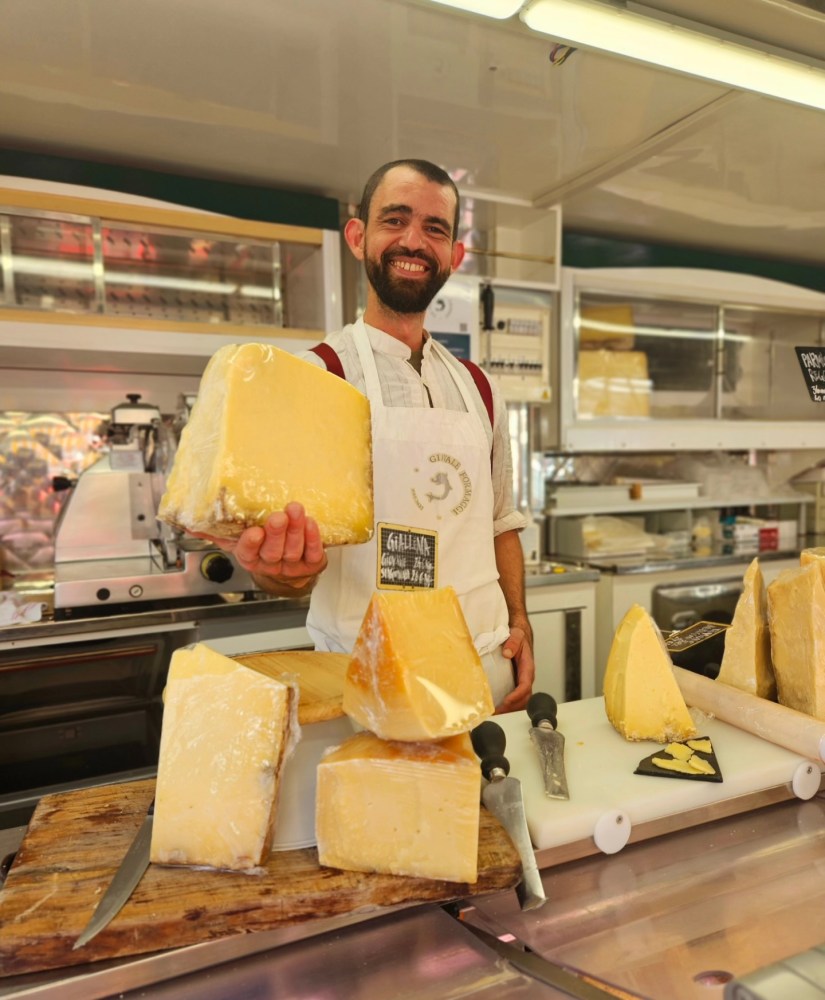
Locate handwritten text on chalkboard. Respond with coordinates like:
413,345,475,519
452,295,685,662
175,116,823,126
795,346,825,402
377,523,438,590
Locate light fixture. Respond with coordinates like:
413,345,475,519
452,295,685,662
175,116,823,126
519,0,825,114
423,0,523,18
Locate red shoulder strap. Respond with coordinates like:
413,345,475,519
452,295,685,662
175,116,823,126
310,343,345,379
458,358,494,432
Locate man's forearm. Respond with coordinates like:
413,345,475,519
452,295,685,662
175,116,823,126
493,529,532,639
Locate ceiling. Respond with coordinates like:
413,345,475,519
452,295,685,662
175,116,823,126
3,0,825,266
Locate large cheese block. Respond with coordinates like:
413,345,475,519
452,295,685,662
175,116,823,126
767,563,825,720
315,731,481,883
716,557,776,699
158,343,373,545
801,547,825,568
577,349,651,418
343,587,494,741
150,643,298,870
603,603,696,742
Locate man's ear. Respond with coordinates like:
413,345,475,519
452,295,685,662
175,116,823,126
344,217,366,261
450,240,466,273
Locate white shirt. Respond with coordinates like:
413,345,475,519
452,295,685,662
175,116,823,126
300,322,526,538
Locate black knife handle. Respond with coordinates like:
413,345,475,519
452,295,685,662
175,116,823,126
527,692,558,729
470,720,510,780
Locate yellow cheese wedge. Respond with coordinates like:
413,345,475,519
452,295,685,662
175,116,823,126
150,643,298,870
578,349,651,418
716,558,776,699
801,547,825,568
343,587,494,741
315,731,480,883
767,563,825,720
603,604,696,742
158,343,373,545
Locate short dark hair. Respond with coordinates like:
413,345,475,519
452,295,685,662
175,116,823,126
357,159,461,239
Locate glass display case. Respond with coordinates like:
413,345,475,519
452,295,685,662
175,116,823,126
0,204,331,332
559,267,825,452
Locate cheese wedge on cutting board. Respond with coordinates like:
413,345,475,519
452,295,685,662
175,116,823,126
158,343,374,545
767,562,825,720
603,603,696,742
151,643,299,871
315,730,480,883
716,558,776,699
343,586,494,741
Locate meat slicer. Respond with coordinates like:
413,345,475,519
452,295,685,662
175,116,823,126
52,393,255,619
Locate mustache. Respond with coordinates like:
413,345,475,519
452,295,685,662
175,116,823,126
382,247,437,269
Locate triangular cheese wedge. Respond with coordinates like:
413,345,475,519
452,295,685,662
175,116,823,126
716,558,775,699
767,563,825,720
603,604,696,742
344,587,494,741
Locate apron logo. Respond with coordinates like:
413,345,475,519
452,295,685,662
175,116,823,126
411,452,473,517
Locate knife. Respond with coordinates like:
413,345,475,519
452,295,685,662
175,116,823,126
73,799,154,949
527,692,569,801
470,721,546,912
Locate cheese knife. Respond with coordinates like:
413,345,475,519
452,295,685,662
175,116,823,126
470,721,546,912
73,799,154,949
527,692,569,801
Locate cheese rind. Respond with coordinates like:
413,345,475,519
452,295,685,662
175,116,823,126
158,343,373,545
343,587,494,741
150,643,298,870
315,731,481,883
767,563,825,720
603,604,696,742
716,558,776,699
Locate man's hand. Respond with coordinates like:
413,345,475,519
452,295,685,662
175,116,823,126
495,623,535,714
193,502,327,594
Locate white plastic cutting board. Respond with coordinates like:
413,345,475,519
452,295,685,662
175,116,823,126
495,697,824,854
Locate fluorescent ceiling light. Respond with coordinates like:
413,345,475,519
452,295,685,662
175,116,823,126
520,0,825,113
425,0,523,18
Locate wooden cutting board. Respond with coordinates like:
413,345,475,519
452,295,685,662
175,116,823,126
0,778,521,978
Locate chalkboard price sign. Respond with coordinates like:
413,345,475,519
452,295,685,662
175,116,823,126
795,346,825,402
377,523,437,591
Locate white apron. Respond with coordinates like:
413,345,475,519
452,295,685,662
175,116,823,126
306,319,513,704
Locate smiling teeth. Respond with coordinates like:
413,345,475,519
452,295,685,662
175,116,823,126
394,261,426,272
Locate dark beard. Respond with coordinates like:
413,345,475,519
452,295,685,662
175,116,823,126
365,248,451,315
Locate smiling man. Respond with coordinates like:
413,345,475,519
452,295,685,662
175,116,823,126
222,159,535,714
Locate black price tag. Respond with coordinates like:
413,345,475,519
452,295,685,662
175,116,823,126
376,523,437,590
795,346,825,402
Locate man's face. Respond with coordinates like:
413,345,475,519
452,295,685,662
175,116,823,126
353,167,464,315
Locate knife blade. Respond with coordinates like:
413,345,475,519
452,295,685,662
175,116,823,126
527,692,569,801
73,799,154,949
470,721,546,912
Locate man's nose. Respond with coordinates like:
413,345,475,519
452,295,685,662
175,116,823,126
398,222,427,250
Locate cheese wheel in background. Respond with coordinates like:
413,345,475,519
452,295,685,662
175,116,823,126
158,343,373,545
150,643,299,871
315,730,481,883
343,587,494,741
716,557,776,700
767,563,825,720
603,603,696,742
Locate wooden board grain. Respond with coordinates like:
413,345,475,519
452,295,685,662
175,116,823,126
0,778,520,978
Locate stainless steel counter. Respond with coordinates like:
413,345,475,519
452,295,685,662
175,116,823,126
579,546,799,576
0,592,310,648
2,794,823,999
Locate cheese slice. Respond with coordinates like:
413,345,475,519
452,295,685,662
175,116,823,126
343,587,494,741
150,643,298,870
716,558,776,699
603,604,696,742
158,343,373,545
315,730,480,883
767,563,825,720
